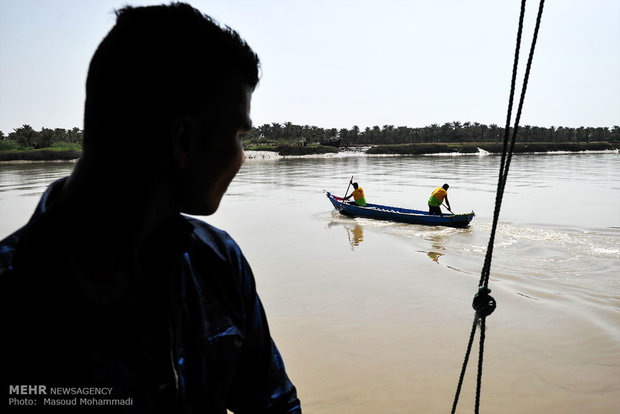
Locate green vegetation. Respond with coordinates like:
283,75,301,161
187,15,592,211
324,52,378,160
0,125,83,161
1,125,83,151
243,142,338,155
0,139,21,151
245,122,620,146
486,142,619,153
367,144,457,155
366,142,620,155
275,144,338,156
0,149,81,162
49,141,82,151
1,122,618,161
244,144,280,151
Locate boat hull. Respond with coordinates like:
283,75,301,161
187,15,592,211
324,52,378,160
326,192,474,228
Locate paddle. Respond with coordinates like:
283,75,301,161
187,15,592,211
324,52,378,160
442,203,454,215
339,176,354,210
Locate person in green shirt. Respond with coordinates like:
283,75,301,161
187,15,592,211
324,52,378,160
428,183,451,215
344,181,367,207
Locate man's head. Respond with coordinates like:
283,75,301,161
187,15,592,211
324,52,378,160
352,182,359,189
442,183,449,190
82,3,259,214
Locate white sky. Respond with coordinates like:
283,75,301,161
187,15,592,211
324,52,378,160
1,0,619,134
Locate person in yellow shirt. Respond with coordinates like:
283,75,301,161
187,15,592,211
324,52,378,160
344,181,367,207
428,183,451,215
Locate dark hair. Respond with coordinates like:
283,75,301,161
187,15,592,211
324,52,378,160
352,183,359,189
83,2,260,157
442,183,449,190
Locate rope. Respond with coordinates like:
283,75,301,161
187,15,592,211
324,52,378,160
451,0,545,412
450,318,478,414
481,0,546,290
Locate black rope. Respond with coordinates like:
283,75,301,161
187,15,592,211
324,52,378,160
474,318,486,412
481,0,546,290
479,0,527,290
450,318,477,414
451,0,545,412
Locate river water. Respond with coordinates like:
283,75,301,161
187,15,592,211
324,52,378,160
1,152,619,413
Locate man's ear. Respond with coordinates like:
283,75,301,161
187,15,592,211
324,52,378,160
171,115,194,169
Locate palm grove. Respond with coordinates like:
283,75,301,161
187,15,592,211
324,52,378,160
247,122,620,146
1,122,619,151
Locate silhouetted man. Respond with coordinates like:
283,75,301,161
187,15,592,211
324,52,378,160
1,4,301,413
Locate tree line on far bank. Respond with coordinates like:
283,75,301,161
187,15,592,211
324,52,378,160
246,122,620,146
0,125,83,151
1,122,619,151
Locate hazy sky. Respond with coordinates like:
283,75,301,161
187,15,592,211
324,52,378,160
1,0,619,134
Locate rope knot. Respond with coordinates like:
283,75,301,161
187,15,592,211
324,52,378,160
472,286,496,318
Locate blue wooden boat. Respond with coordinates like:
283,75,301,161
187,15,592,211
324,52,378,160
326,192,474,228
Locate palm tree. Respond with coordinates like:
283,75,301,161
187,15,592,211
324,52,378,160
10,124,37,148
351,125,360,145
440,123,452,142
451,121,462,141
489,123,500,142
429,123,440,142
283,122,293,140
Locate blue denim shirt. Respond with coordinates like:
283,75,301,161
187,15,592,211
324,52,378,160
0,178,301,413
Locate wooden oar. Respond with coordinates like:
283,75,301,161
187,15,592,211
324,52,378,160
442,203,454,215
339,176,354,210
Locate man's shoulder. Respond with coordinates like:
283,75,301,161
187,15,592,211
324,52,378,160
0,227,26,275
183,216,255,298
184,216,244,263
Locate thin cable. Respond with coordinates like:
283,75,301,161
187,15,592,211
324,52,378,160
450,318,478,414
451,0,527,409
479,0,527,289
481,0,545,289
474,318,486,414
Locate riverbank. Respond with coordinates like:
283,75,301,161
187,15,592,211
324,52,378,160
244,143,339,156
0,143,339,161
1,142,618,162
366,141,619,155
0,149,81,162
